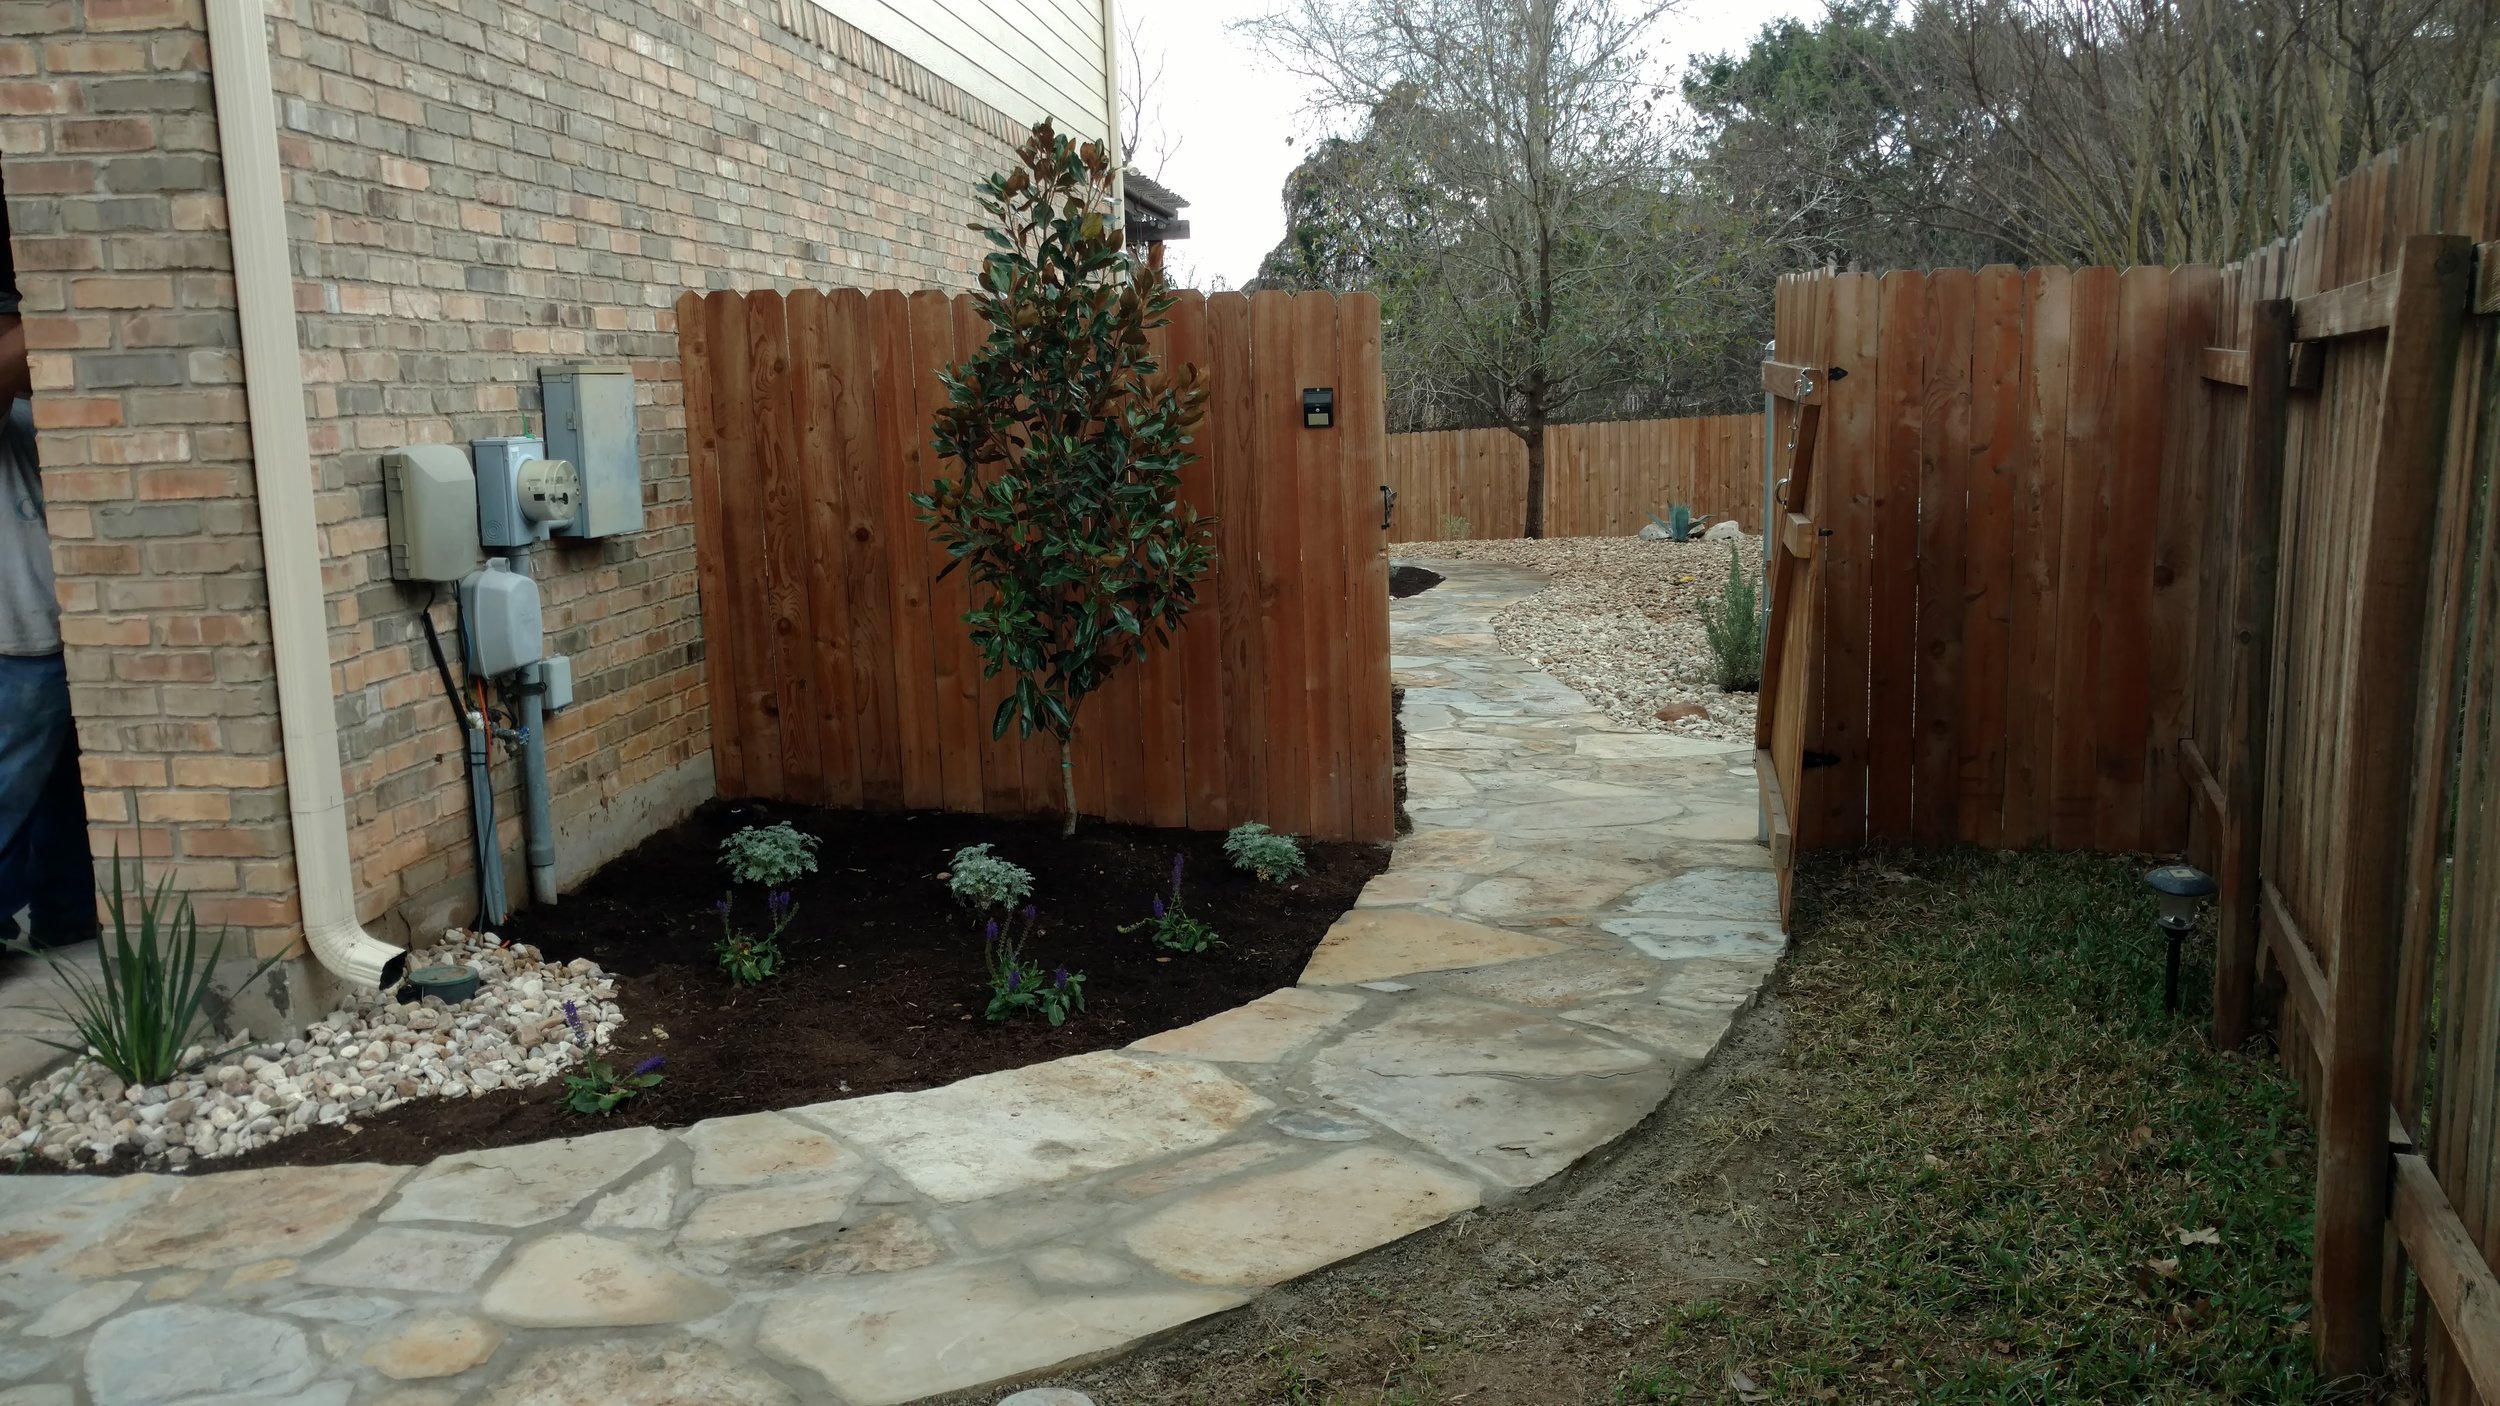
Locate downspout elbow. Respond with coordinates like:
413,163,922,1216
305,909,408,991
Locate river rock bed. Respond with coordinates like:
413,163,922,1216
1400,535,1764,743
0,931,623,1172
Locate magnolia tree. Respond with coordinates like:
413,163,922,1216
917,122,1215,835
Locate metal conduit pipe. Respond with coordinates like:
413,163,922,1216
504,549,558,908
205,0,406,990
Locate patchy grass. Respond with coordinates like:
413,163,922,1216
1628,848,2330,1404
985,846,2341,1406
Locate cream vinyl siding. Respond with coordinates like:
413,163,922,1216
805,0,1116,146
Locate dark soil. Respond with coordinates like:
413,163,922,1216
220,804,1387,1170
1390,564,1445,598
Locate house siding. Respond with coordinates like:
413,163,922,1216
2,0,1042,970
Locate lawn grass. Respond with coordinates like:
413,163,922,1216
1625,847,2337,1404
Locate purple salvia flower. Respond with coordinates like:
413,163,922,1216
1152,895,1165,919
713,897,733,916
768,889,793,916
562,999,582,1032
1171,852,1186,890
630,1055,666,1076
1005,966,1024,993
1023,904,1037,924
1052,966,1071,989
984,918,1000,942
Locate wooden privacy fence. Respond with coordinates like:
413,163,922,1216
675,286,1396,844
1772,78,2500,1399
1768,264,2209,856
1384,413,1764,541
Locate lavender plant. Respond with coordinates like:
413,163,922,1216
1119,852,1221,954
555,1000,664,1114
982,906,1087,1026
714,889,796,985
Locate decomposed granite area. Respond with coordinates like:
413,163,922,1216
0,560,1781,1406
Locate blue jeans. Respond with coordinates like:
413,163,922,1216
0,652,94,944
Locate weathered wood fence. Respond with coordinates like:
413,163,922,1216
1769,265,2209,856
676,287,1396,844
1384,413,1764,541
1773,80,2500,1398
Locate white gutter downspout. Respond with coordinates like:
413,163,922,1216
204,0,407,991
1100,0,1124,207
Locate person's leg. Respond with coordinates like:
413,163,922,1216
0,652,89,945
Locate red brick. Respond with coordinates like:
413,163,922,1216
58,116,152,151
41,40,150,73
139,790,233,823
58,615,149,646
169,755,284,788
81,755,166,788
32,396,123,430
70,274,173,308
116,651,213,683
83,0,207,31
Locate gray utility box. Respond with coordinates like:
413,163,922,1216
459,559,544,678
382,444,480,582
540,362,642,539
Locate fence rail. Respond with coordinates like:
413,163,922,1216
1773,77,2500,1398
1384,413,1763,541
676,286,1396,844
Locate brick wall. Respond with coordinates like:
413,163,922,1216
0,0,301,944
3,0,1031,961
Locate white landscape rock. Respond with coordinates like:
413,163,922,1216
0,931,630,1172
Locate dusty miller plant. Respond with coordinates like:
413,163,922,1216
718,823,819,886
917,121,1215,835
1224,822,1307,884
946,843,1034,913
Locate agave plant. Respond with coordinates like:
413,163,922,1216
10,840,281,1085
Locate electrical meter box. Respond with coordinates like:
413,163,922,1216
472,436,580,547
541,654,574,712
457,559,544,677
382,444,480,582
540,362,643,539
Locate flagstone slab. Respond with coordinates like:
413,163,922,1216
479,1233,729,1327
1620,866,1783,919
384,1128,666,1228
797,1052,1272,1204
755,1261,1244,1405
1452,856,1652,921
67,1164,404,1275
1354,870,1474,905
1600,916,1786,962
1439,950,1663,1008
1309,997,1665,1186
1379,827,1516,874
1300,910,1569,986
1129,988,1364,1063
475,1341,798,1406
682,1112,860,1186
676,1180,863,1245
1572,732,1745,760
83,1304,317,1405
1122,1147,1481,1287
304,1226,508,1294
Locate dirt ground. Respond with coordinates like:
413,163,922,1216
943,994,1807,1406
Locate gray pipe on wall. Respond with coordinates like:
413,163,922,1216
505,548,559,908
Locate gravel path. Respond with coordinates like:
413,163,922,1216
1399,536,1764,744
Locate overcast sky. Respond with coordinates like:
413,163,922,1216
1125,0,1828,289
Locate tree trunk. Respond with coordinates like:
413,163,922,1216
1522,413,1549,539
1060,735,1078,837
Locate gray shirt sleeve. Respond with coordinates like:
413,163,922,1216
0,398,62,657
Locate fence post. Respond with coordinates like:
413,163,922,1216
2310,233,2472,1379
2211,297,2290,1050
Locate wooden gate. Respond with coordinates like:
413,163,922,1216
1754,344,1834,925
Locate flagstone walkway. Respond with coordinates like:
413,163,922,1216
0,560,1780,1406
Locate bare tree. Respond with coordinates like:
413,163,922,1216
1239,0,1685,537
1120,10,1183,180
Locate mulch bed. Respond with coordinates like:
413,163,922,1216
219,804,1387,1170
1390,564,1444,598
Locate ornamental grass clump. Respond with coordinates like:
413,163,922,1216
1120,852,1221,954
982,905,1086,1026
945,842,1034,914
9,840,281,1086
916,120,1215,836
719,822,819,886
1224,822,1306,884
714,889,795,985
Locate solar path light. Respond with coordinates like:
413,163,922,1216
2145,864,2218,1014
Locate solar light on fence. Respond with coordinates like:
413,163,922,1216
2145,864,2217,1014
